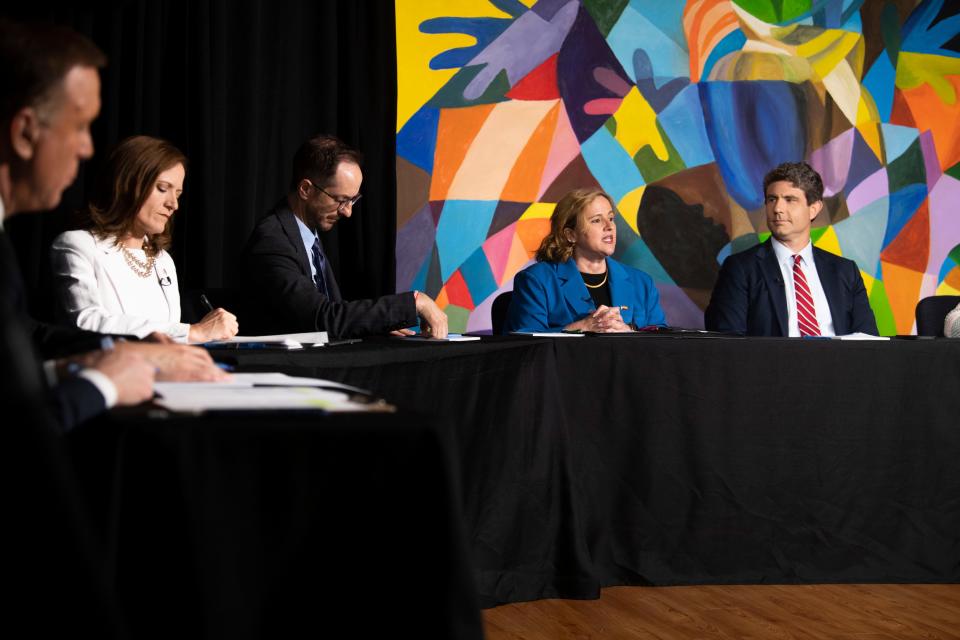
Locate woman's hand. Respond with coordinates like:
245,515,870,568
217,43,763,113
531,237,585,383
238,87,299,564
188,308,239,343
565,306,631,333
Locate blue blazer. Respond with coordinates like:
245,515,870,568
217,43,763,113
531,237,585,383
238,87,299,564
504,258,666,333
704,240,878,336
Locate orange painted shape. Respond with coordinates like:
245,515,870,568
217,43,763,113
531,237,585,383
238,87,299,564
501,103,561,201
444,269,475,310
430,104,498,201
899,75,960,171
880,199,930,272
503,231,534,285
506,53,560,100
945,265,960,290
880,260,925,335
435,285,450,310
516,218,551,256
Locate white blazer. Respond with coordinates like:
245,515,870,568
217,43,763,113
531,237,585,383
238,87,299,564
51,230,190,341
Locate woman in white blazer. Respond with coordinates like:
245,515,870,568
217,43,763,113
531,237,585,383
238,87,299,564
51,136,238,343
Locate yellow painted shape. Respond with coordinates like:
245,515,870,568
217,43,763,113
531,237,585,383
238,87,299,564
821,60,860,125
860,269,876,295
896,51,960,104
446,100,557,200
936,281,960,296
813,225,842,256
797,30,860,79
855,121,884,162
395,0,513,132
611,86,668,160
881,260,926,335
519,201,557,220
617,186,646,236
855,91,881,127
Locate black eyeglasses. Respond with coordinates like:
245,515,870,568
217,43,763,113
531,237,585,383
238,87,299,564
307,179,362,212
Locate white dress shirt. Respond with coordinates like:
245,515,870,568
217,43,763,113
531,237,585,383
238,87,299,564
51,230,190,341
770,238,835,337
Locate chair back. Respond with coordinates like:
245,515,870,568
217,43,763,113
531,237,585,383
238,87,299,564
490,291,514,335
915,295,960,337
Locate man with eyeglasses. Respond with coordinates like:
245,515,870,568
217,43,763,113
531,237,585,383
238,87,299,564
242,134,447,339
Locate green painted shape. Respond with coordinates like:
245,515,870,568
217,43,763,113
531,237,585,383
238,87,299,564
945,161,960,183
634,121,686,183
886,138,925,192
583,0,629,37
810,227,829,243
426,65,510,109
948,243,960,265
604,116,617,137
868,278,897,336
444,304,470,334
880,1,901,67
732,0,810,23
732,233,761,254
757,231,772,244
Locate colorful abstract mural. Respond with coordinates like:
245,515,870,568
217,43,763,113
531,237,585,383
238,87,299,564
396,0,960,335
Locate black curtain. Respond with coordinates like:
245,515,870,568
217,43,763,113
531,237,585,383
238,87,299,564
5,0,397,321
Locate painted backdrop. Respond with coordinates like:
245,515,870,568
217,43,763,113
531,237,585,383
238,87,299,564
395,0,960,334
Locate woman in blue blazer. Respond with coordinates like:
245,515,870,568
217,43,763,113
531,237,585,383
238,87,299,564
504,188,666,333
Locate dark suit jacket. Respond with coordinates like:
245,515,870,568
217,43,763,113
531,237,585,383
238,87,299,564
704,240,878,336
240,201,417,339
0,231,106,429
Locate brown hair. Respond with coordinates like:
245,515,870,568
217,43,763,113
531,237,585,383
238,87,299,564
0,18,106,124
77,135,187,255
763,161,824,205
289,133,363,191
535,188,615,263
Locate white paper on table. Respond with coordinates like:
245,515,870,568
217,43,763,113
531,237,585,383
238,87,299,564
155,372,366,394
205,331,329,348
154,385,371,413
510,331,585,338
834,332,890,340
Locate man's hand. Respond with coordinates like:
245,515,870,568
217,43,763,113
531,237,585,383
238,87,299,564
117,342,229,381
414,292,448,339
88,349,155,406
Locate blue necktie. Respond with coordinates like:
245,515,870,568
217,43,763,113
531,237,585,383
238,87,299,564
311,236,328,297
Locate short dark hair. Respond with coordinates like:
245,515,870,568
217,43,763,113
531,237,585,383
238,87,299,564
0,18,107,124
78,135,187,255
289,134,363,191
762,162,824,205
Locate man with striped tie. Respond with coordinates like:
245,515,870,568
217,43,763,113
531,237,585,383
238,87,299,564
705,162,878,337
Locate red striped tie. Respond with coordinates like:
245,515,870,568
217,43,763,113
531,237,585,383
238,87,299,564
793,254,820,337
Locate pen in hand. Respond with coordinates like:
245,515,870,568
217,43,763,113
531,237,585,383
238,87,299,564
200,293,215,314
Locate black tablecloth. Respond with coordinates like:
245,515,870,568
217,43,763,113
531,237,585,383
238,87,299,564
214,336,960,606
69,409,483,638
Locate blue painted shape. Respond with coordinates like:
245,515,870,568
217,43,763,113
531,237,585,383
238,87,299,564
658,84,714,169
580,125,646,202
880,123,919,163
422,16,513,69
863,49,896,123
619,236,675,285
409,250,431,294
702,30,746,81
435,200,498,281
939,254,958,283
607,4,688,83
397,106,440,173
459,247,499,306
902,0,960,58
627,0,687,47
883,184,927,249
834,197,889,278
396,204,438,291
844,128,883,196
700,81,805,210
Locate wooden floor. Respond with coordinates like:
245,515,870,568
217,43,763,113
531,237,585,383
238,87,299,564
483,584,960,639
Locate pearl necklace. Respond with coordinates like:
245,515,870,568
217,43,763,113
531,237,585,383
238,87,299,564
121,246,156,278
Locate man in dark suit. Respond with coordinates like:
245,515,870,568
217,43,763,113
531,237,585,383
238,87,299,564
242,134,448,339
705,162,878,336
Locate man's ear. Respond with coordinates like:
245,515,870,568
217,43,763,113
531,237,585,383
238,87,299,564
808,199,823,221
9,107,40,161
296,178,313,201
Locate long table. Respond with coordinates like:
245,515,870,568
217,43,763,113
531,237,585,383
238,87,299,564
215,335,960,607
68,409,484,638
